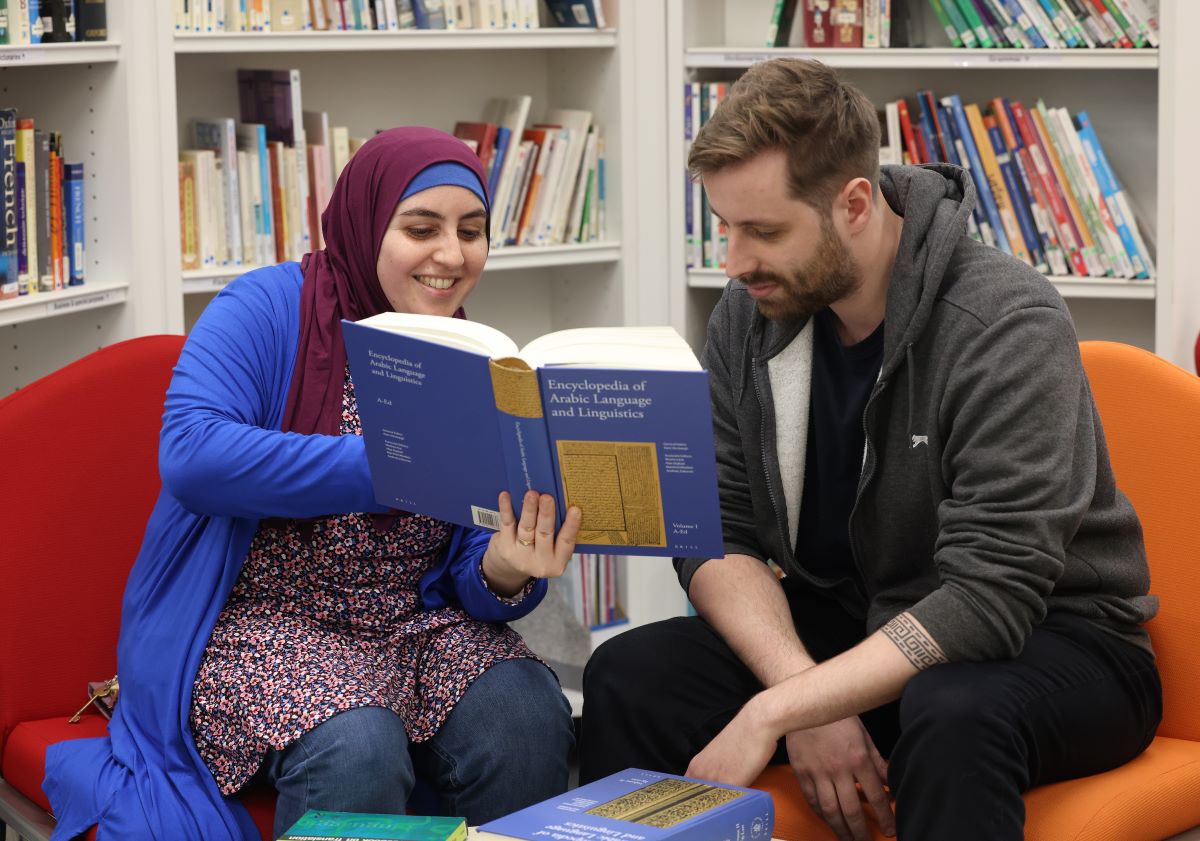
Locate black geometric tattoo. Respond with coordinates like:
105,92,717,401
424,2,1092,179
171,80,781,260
882,613,948,670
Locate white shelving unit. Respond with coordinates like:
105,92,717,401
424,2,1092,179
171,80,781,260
2,4,174,393
667,0,1199,369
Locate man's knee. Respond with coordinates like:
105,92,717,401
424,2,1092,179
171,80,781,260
584,618,693,705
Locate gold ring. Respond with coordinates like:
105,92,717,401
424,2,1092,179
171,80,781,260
517,537,535,547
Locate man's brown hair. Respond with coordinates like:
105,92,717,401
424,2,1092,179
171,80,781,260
688,59,881,214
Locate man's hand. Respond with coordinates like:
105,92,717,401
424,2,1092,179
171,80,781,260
786,717,894,841
685,702,777,787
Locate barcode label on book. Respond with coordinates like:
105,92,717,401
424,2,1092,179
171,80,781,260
472,506,502,530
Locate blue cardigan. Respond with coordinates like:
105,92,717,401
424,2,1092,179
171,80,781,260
43,263,546,840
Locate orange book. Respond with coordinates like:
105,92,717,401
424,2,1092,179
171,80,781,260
48,137,64,290
964,103,1031,266
515,127,553,246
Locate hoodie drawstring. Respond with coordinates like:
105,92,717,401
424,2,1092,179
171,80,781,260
905,343,915,443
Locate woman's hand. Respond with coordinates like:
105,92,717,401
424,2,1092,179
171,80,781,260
481,491,582,597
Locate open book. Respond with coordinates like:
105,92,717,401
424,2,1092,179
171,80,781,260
342,313,723,557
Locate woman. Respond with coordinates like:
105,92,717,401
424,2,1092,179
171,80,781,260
44,127,580,841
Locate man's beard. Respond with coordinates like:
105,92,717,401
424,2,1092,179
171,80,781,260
743,218,860,321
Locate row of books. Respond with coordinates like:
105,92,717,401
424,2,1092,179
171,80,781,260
880,91,1153,279
0,110,86,300
454,98,605,249
0,0,106,44
683,80,1154,281
175,0,607,33
926,0,1159,49
764,0,1158,49
560,553,625,631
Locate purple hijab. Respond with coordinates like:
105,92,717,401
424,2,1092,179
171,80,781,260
283,126,490,438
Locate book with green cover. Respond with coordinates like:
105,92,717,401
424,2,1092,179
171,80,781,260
276,811,467,841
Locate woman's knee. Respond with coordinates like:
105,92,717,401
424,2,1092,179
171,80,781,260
464,659,573,754
289,706,413,784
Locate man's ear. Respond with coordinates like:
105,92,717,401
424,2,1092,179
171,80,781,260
841,176,874,235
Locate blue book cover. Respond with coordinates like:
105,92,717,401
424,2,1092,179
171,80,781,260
66,162,84,285
488,126,510,202
478,768,774,841
986,122,1045,272
15,161,28,291
1075,111,1151,280
543,0,601,27
279,810,466,841
343,315,724,558
947,95,1009,256
411,0,447,29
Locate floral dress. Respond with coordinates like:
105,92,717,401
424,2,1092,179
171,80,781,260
190,368,538,795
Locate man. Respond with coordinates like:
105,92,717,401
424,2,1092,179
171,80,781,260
580,59,1161,841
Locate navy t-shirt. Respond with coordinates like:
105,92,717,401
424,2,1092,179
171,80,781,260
794,307,885,583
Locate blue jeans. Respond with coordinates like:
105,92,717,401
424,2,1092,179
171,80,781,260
254,658,574,838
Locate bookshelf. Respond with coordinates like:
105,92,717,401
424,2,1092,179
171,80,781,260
666,0,1198,370
1,5,176,393
163,0,687,647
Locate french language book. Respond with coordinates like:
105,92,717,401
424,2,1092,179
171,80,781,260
277,810,466,841
342,315,724,558
476,768,774,841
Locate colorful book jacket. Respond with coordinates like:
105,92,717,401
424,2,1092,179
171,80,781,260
0,108,18,299
478,769,774,841
342,317,724,558
278,810,466,841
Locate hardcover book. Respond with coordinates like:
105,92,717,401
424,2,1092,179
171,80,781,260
277,810,466,841
476,769,774,841
342,315,724,558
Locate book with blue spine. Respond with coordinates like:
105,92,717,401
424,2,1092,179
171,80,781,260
278,810,466,840
1074,111,1153,280
65,162,84,285
985,120,1046,272
946,95,1010,257
343,315,724,558
477,768,774,841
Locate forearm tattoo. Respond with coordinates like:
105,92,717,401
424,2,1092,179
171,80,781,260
882,613,948,670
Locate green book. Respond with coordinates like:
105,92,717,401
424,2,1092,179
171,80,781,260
952,0,994,47
927,0,964,47
277,811,467,841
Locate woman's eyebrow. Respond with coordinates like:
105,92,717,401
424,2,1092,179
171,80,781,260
397,208,487,221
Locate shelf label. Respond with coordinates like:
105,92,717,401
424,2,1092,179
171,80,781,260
48,290,118,313
951,53,1064,68
0,51,31,64
210,276,234,288
719,51,804,66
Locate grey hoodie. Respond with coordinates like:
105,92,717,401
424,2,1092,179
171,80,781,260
676,163,1156,661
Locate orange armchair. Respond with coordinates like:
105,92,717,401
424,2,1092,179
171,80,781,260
754,341,1200,841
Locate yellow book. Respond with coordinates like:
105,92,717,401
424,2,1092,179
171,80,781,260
964,103,1031,267
15,119,38,295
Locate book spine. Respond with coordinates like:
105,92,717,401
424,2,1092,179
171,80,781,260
16,119,35,293
993,98,1064,274
0,110,15,300
953,0,994,46
65,161,83,284
15,162,27,293
1029,103,1102,275
986,119,1044,270
948,96,1008,255
927,0,964,46
1076,114,1147,278
491,362,560,527
48,135,64,288
75,0,102,39
34,130,51,289
1010,100,1087,276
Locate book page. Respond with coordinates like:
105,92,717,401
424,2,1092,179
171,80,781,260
355,311,519,359
556,440,667,548
520,326,700,370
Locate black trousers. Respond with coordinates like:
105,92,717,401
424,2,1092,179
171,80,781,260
580,579,1162,841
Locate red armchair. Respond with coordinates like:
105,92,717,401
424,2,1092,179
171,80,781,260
0,336,275,841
